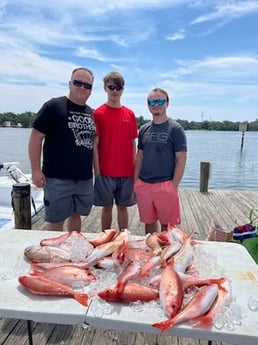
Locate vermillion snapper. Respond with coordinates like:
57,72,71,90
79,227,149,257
18,275,89,306
153,284,219,332
159,261,184,318
98,283,159,303
29,265,96,287
89,229,118,247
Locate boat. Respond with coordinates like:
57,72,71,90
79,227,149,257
0,162,44,231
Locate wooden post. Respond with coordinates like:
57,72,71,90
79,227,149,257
12,183,31,229
239,123,247,150
200,162,210,193
240,131,245,150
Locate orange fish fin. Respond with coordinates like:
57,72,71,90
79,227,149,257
75,292,89,306
152,318,174,333
29,269,41,276
116,281,125,294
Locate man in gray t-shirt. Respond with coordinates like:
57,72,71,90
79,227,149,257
134,88,187,234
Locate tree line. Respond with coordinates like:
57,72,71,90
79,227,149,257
136,116,258,131
1,111,258,131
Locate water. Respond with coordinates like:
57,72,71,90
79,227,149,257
1,127,258,190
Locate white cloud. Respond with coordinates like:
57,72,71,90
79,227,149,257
192,0,258,24
166,30,186,41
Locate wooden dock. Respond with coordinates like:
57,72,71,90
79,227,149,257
1,189,258,345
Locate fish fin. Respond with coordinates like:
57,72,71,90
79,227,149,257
139,267,150,277
212,277,228,292
152,318,174,333
29,269,41,276
116,281,125,294
75,292,89,306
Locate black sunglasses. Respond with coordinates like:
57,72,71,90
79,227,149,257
72,79,92,90
107,85,123,91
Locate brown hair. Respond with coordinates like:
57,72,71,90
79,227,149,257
150,88,169,103
103,71,125,87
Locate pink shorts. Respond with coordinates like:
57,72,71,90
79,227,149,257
134,179,181,225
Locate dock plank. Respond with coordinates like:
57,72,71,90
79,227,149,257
1,189,258,345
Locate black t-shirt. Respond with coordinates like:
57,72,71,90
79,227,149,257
32,96,96,180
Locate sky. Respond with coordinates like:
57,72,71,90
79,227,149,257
1,0,258,122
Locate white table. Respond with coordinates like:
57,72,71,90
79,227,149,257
0,229,257,345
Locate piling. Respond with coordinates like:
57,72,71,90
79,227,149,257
200,161,210,193
11,183,31,229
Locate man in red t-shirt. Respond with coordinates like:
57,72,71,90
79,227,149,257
93,71,138,230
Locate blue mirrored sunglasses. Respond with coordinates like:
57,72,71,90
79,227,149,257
147,98,166,106
73,79,92,90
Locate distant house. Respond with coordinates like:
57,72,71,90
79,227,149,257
16,123,22,128
3,121,11,127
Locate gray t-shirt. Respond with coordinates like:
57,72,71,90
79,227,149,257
138,118,187,183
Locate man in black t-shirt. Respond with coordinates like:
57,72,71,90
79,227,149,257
28,67,96,231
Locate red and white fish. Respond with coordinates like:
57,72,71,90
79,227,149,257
111,241,127,265
116,260,142,293
18,275,89,306
40,230,88,247
159,241,182,265
139,255,161,277
178,272,227,291
40,231,94,259
40,231,73,247
84,238,125,266
191,282,229,329
123,246,153,263
139,241,181,278
157,225,188,245
30,261,89,271
112,228,131,243
173,230,195,273
24,245,71,263
98,283,159,303
30,265,96,287
159,262,184,318
89,229,118,247
153,284,219,332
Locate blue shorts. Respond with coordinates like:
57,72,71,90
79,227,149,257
44,178,93,223
94,175,136,207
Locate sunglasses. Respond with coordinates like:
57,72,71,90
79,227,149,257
147,98,166,107
107,85,123,91
72,79,92,90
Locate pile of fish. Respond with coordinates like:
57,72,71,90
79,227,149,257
19,227,229,332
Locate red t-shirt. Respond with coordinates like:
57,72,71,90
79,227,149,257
94,104,138,177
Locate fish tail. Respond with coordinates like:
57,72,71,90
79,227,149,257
210,277,228,292
75,292,89,306
152,318,175,333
